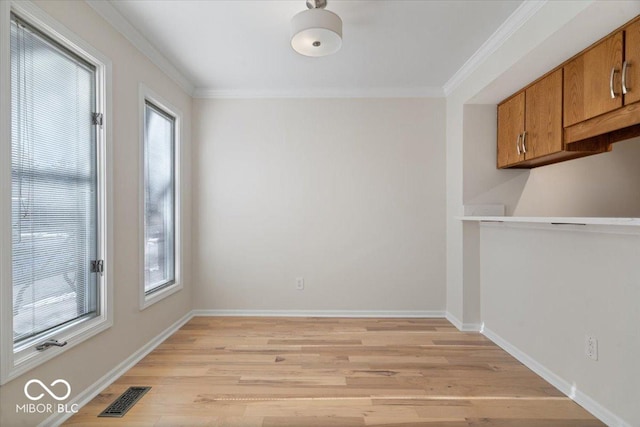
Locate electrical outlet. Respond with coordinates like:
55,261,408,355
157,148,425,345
585,335,598,361
296,277,304,290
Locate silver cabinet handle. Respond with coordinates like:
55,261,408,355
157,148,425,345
521,131,527,154
516,133,521,155
622,61,629,95
610,67,619,99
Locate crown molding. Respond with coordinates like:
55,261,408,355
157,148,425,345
443,0,547,96
85,0,195,95
85,0,546,100
193,86,445,99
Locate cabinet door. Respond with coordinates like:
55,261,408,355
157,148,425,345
524,69,563,159
624,20,640,105
564,31,623,127
497,91,525,168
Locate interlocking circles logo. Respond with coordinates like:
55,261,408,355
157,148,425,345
16,379,78,414
25,379,71,401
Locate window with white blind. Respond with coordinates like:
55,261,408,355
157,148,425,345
1,4,112,384
140,86,181,309
11,13,98,343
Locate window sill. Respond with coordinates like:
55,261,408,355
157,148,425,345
1,314,112,385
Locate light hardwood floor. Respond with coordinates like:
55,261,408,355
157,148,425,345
65,317,605,426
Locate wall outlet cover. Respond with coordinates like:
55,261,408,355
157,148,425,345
585,335,598,361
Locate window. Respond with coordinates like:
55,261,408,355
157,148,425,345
140,87,181,308
11,13,98,344
1,3,112,384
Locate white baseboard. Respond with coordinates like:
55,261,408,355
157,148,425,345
483,327,631,427
192,309,446,318
445,311,481,332
445,311,463,329
460,323,481,332
41,311,194,427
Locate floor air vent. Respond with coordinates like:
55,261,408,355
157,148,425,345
98,386,151,418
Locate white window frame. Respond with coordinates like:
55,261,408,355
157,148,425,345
139,84,182,310
0,0,113,385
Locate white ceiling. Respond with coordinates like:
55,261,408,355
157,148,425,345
105,0,523,97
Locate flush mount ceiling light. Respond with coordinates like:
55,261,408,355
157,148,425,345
291,0,342,57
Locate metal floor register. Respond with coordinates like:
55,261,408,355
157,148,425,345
98,386,151,418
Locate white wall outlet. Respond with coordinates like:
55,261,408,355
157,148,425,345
585,335,598,361
296,277,304,290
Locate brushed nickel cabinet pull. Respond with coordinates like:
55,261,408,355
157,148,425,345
622,61,629,95
610,67,619,99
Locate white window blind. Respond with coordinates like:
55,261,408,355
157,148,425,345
143,101,175,294
11,14,99,344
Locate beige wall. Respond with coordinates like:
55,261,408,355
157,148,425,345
192,98,446,313
463,104,528,216
0,1,192,425
513,137,640,217
463,105,640,217
480,223,640,426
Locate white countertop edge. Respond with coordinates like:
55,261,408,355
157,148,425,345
457,216,640,226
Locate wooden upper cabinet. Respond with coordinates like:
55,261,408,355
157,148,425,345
497,15,640,169
624,19,640,105
564,31,623,127
497,70,563,169
524,69,563,159
497,91,525,168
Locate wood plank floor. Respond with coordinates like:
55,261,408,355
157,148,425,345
65,317,604,426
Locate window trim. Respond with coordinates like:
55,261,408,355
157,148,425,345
0,0,113,385
139,84,182,310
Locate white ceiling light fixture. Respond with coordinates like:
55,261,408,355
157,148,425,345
291,0,342,57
